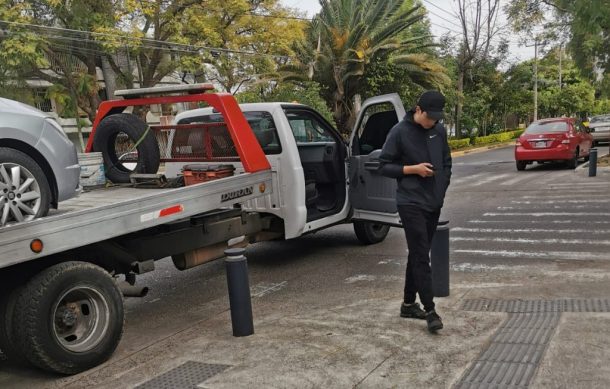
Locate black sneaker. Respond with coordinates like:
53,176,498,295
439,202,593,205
400,302,426,319
426,310,443,332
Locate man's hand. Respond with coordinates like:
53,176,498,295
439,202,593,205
403,163,435,178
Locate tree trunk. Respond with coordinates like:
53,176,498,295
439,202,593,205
68,88,85,152
455,69,464,139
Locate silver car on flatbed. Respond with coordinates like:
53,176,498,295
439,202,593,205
0,98,80,226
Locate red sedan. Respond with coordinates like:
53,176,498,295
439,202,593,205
514,118,593,171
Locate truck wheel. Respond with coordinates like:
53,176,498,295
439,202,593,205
13,262,124,374
353,221,390,245
0,147,51,226
93,113,160,183
0,286,25,362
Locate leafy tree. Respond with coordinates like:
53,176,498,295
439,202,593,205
288,0,448,134
506,0,609,96
452,0,502,138
0,0,116,149
237,81,334,124
185,0,306,94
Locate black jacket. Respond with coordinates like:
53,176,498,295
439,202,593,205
378,110,452,211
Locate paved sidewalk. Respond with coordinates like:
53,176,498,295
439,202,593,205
3,255,608,389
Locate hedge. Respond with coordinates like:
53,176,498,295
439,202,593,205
448,138,471,149
472,129,524,145
448,129,524,150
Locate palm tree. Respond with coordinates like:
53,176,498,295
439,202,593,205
307,0,449,133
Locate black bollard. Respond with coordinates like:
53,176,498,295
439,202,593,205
431,220,450,297
589,148,598,177
224,248,254,337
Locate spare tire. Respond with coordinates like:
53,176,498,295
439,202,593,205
92,114,160,183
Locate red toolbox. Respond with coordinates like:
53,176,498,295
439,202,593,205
182,164,236,186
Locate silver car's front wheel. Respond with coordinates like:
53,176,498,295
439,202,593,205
0,148,51,226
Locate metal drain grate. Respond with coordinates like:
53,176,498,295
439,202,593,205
454,313,560,388
462,298,610,313
135,361,231,389
456,298,610,388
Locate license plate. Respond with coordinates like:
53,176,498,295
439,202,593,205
534,141,546,148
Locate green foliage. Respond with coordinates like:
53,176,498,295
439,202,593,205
472,130,524,145
448,138,470,149
449,129,523,150
506,0,609,91
291,0,448,134
237,81,335,125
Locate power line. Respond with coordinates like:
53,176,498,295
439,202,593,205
426,9,462,30
429,22,462,35
422,0,458,18
0,20,295,60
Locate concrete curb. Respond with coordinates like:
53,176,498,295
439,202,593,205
451,142,514,158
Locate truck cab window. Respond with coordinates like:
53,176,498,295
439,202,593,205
177,111,282,155
285,111,335,143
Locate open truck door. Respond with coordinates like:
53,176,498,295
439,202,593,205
348,94,405,234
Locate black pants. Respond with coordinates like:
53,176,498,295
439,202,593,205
397,204,440,313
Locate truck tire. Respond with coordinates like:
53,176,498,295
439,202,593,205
13,261,124,374
0,147,51,226
0,286,25,363
353,221,390,245
92,113,160,183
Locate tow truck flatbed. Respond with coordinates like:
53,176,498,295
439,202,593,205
0,169,272,270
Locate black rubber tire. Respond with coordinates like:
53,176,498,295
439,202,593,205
92,113,160,183
12,262,124,375
566,148,578,169
353,221,390,245
0,147,51,224
516,160,527,171
0,285,25,363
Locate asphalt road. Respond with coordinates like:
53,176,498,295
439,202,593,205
1,145,609,388
446,144,610,267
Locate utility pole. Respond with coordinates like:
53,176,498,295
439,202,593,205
526,38,541,121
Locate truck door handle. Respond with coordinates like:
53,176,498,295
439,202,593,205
364,161,380,171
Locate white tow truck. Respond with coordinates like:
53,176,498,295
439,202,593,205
0,84,406,374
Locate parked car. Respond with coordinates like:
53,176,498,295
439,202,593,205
514,117,593,171
0,98,80,226
588,114,610,146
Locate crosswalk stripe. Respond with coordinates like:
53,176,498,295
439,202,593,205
453,227,610,234
451,236,610,245
470,173,512,186
450,172,490,186
511,200,609,204
499,175,532,186
468,219,610,225
547,182,610,187
520,194,609,199
454,249,610,261
484,212,610,217
497,205,606,210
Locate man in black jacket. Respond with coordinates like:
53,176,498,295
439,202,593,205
378,90,452,332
